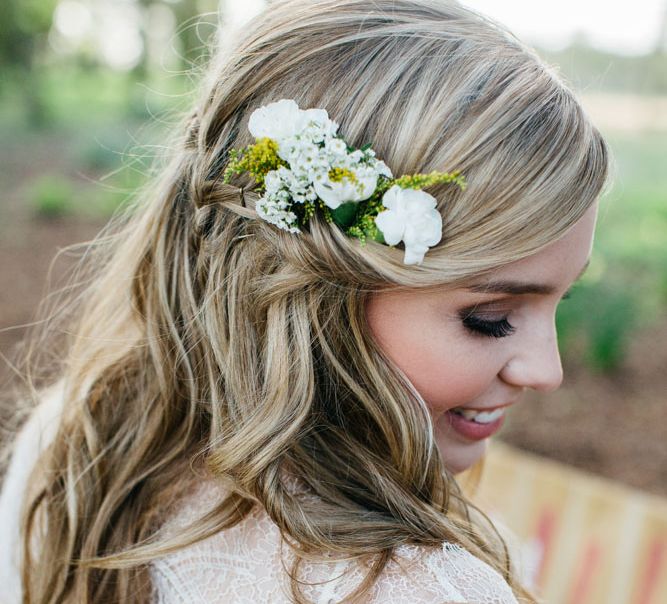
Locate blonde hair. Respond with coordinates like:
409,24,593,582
11,0,609,602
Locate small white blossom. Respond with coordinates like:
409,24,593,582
257,168,302,232
279,139,329,178
263,169,283,193
301,110,339,142
256,192,301,233
248,99,338,146
374,185,442,265
373,159,392,178
265,167,315,205
313,168,378,209
325,137,348,157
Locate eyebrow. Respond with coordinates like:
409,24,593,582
466,259,591,296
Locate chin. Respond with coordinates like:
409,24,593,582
437,436,489,475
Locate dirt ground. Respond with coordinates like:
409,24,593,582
1,207,666,499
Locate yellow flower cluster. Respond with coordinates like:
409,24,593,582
345,195,387,244
223,137,286,188
378,170,467,193
327,167,358,183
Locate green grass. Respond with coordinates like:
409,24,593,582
0,65,189,220
556,131,667,370
24,166,147,220
28,175,74,218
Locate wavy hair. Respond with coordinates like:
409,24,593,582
10,0,609,602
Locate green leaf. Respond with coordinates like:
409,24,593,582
331,201,359,228
368,225,386,244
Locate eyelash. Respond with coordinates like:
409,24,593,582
461,314,516,338
460,290,574,339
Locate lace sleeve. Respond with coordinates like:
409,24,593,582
149,482,519,604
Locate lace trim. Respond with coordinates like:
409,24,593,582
150,479,519,603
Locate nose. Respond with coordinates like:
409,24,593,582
499,320,564,393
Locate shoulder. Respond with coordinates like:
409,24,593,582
149,482,518,604
151,537,518,604
304,541,516,603
0,382,65,604
149,480,289,603
359,541,519,604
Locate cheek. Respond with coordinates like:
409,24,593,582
400,347,495,415
366,299,499,414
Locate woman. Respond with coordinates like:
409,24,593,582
0,0,609,602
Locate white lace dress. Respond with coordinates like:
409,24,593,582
1,392,520,604
151,477,520,604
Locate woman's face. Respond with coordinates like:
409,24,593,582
365,203,598,474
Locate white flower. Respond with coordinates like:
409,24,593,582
256,168,303,232
324,137,348,157
373,159,393,179
263,169,283,193
374,185,442,265
264,166,315,205
301,109,339,142
311,149,393,210
248,99,338,143
313,169,378,210
248,99,304,141
279,139,328,176
256,190,301,233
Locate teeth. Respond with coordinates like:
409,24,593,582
454,407,506,424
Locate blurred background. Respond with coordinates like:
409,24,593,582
0,0,665,496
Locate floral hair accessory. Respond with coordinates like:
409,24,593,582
223,99,466,265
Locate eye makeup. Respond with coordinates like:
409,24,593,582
456,267,583,339
461,313,516,338
457,299,516,338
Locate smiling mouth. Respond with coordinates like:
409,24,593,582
445,408,506,439
451,401,515,413
450,406,506,422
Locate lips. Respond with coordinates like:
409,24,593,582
452,401,515,412
445,408,506,440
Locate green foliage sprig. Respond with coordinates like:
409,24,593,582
342,170,467,244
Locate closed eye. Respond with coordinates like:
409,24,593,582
461,314,516,338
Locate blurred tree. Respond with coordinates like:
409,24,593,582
171,0,219,68
0,0,59,125
132,0,219,80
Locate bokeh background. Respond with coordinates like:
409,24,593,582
0,0,666,499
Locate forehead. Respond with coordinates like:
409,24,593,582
369,203,598,304
484,203,597,287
